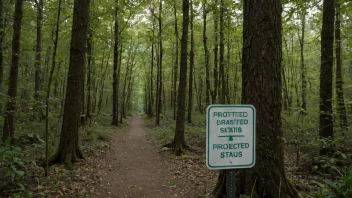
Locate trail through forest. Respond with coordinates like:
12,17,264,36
95,116,176,198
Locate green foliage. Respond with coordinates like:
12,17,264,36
314,168,352,197
145,110,207,149
0,140,31,193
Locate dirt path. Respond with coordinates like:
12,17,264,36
95,116,176,198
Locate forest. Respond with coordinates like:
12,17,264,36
0,0,352,197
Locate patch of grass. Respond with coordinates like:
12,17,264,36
144,110,207,149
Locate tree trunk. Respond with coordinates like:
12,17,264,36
120,42,133,123
226,8,231,104
219,0,225,104
173,0,179,120
298,9,307,112
335,0,348,133
0,0,4,111
335,0,348,132
111,0,119,126
173,0,189,156
195,71,203,113
187,0,194,124
2,0,23,142
148,7,155,117
86,29,93,122
50,0,90,169
203,0,210,107
212,0,218,104
155,0,163,125
319,0,334,147
45,0,61,176
212,0,298,197
34,0,43,100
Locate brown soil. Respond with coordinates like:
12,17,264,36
95,116,177,198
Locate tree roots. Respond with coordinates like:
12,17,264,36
42,148,85,170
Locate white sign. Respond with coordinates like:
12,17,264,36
206,105,256,170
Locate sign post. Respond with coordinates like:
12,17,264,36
206,105,256,197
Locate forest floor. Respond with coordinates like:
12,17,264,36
94,115,216,198
3,112,350,197
94,115,177,197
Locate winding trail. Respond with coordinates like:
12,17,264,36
96,116,176,198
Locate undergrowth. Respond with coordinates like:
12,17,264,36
0,110,131,197
144,110,206,149
145,108,352,197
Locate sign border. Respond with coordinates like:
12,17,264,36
206,105,256,169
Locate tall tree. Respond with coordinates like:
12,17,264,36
34,0,43,100
212,0,219,103
49,0,90,168
86,29,93,122
240,0,297,196
111,0,119,126
147,6,155,117
45,0,61,176
2,0,23,142
319,0,334,145
212,0,298,196
173,0,189,155
203,0,210,107
219,0,225,104
298,3,307,112
187,0,194,123
155,0,163,125
173,0,179,120
335,0,348,132
0,0,4,110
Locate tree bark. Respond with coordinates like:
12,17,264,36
2,0,23,142
34,0,43,100
226,8,231,104
155,0,163,125
0,0,4,111
298,8,307,112
319,0,334,145
120,41,134,123
335,0,348,132
45,0,61,176
203,0,210,107
111,0,119,126
187,0,194,124
148,6,155,117
86,29,93,122
50,0,90,169
212,0,219,104
172,0,189,156
173,0,179,120
212,0,298,197
219,0,225,104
